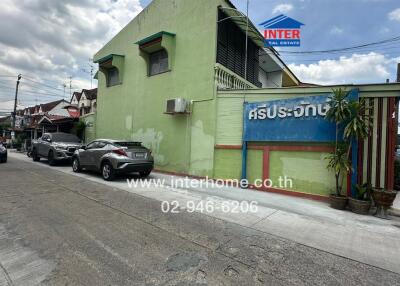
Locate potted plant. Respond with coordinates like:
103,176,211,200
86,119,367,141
349,183,372,215
325,88,352,209
325,89,372,210
326,143,351,209
371,188,397,219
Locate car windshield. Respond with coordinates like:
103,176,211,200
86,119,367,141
51,133,80,143
114,141,142,147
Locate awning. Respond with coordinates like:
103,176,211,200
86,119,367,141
94,54,124,65
94,54,125,84
135,31,175,46
219,6,264,48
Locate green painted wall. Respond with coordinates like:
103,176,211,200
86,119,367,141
94,0,230,176
214,149,262,185
81,114,96,144
214,88,364,196
269,151,337,196
214,148,342,196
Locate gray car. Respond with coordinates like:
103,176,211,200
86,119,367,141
72,139,154,180
0,142,7,163
32,132,81,165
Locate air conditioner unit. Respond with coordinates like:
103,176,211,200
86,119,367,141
166,98,187,114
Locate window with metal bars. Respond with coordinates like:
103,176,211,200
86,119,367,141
216,9,261,87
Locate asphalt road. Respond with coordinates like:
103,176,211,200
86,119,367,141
0,157,400,285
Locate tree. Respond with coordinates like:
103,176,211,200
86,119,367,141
325,88,352,196
325,89,372,197
72,121,86,141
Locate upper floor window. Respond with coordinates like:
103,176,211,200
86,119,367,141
149,49,168,76
107,67,120,87
216,9,261,87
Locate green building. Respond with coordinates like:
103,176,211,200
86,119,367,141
93,0,298,175
93,0,400,198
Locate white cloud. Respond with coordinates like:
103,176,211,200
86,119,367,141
0,0,143,111
329,26,344,35
288,53,398,85
388,8,400,21
272,4,294,14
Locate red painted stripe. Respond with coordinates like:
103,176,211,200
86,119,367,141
215,144,334,153
386,98,397,190
347,166,352,196
252,186,329,202
376,98,383,187
139,37,162,49
357,138,364,184
214,144,263,150
385,98,391,189
367,99,374,184
268,145,333,152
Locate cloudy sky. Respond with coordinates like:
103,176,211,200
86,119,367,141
228,0,400,85
0,0,399,113
0,0,143,112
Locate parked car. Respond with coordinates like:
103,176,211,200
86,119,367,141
72,139,154,181
31,132,81,165
0,142,7,163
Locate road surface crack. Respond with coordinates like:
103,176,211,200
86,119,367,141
0,262,14,286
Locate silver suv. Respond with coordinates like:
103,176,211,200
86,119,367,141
72,139,154,180
32,132,81,165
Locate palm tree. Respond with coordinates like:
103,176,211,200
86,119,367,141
325,88,351,196
325,89,372,197
344,98,371,143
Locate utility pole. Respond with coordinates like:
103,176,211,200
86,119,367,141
243,0,250,103
89,58,94,89
69,76,72,99
12,74,22,131
63,83,67,101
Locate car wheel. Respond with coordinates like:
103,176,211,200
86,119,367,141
32,149,40,162
48,151,56,166
72,157,81,173
102,162,115,181
139,170,151,178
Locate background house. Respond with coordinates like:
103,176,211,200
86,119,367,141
70,88,97,116
15,99,79,142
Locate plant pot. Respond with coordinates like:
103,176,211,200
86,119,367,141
348,198,371,215
329,195,347,210
371,188,397,219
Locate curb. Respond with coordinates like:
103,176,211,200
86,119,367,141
388,208,400,217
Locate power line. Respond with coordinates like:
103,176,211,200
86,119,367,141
278,35,400,54
21,81,64,95
0,81,65,98
0,86,64,100
280,46,400,58
22,76,64,92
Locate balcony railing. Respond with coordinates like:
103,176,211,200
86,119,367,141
214,63,257,90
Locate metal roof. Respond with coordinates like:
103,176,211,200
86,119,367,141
218,6,265,48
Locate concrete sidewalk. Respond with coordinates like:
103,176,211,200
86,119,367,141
8,151,400,274
392,195,400,214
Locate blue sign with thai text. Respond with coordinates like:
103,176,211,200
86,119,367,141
243,90,358,142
